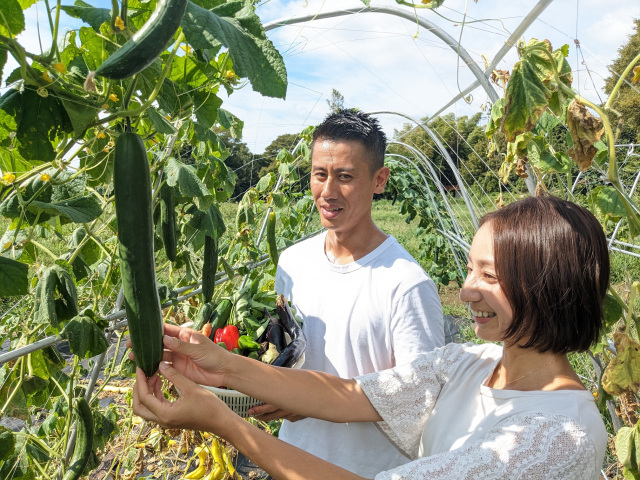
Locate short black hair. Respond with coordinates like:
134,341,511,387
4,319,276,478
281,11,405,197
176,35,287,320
311,109,387,172
479,195,610,354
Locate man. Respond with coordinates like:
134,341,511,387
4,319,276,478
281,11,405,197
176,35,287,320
248,109,443,477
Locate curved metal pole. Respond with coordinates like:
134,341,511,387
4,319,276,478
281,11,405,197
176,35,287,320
426,0,554,121
386,152,466,278
264,5,499,104
389,141,467,240
372,110,478,229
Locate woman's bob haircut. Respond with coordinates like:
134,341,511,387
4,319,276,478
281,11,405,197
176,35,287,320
479,195,610,354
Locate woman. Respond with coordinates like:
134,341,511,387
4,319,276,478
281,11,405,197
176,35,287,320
132,195,609,480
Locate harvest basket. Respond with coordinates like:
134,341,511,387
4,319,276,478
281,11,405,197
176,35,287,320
203,352,305,417
181,322,305,417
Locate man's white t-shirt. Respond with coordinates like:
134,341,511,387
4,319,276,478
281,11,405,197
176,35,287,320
275,231,443,477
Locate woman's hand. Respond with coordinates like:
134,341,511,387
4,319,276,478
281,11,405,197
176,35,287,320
133,363,233,433
127,323,230,387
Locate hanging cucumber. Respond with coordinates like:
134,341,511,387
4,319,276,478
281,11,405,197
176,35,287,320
266,211,279,266
62,397,93,480
114,131,164,377
94,0,188,79
201,233,218,304
160,182,177,262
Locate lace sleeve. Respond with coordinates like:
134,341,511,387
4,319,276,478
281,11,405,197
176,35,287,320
373,414,599,480
355,345,467,459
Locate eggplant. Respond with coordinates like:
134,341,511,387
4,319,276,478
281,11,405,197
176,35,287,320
271,295,306,368
257,308,287,353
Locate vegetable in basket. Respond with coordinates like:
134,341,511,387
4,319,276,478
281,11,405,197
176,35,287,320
271,294,306,368
214,325,240,351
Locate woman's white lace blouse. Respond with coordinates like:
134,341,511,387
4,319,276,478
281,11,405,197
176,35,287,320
355,342,607,480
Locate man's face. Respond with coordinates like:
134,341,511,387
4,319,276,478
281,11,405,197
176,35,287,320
310,138,389,236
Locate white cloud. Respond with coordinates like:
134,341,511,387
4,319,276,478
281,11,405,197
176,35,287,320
220,0,638,152
3,0,637,154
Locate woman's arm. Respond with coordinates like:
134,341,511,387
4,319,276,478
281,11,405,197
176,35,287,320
133,362,372,480
157,326,382,422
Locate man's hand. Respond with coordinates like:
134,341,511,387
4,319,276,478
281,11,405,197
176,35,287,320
248,403,306,422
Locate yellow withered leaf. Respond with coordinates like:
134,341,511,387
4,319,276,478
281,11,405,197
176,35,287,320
602,332,640,396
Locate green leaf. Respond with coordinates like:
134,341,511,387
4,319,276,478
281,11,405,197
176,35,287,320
60,98,98,137
209,157,235,201
33,264,79,330
0,438,34,479
182,2,287,99
29,195,103,223
165,157,213,211
51,170,87,202
60,315,109,359
603,293,624,329
156,78,187,118
192,124,228,159
589,186,627,222
0,367,28,420
615,421,640,478
256,172,275,193
0,106,17,146
0,256,28,297
78,25,109,71
538,110,560,132
547,47,573,116
0,88,72,162
502,54,550,141
192,90,223,130
0,426,15,462
0,46,7,83
528,137,571,173
485,98,504,139
60,1,111,32
217,108,244,138
146,108,176,134
221,257,234,280
188,203,226,238
168,55,211,88
0,0,25,37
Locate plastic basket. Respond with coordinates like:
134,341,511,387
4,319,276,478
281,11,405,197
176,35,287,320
181,321,305,417
203,353,304,417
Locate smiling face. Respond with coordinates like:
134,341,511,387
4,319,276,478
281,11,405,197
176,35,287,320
459,222,515,344
310,138,389,238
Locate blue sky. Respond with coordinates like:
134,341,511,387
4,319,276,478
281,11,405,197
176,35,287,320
5,0,638,153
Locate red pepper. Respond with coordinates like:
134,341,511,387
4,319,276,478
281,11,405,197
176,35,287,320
214,325,240,351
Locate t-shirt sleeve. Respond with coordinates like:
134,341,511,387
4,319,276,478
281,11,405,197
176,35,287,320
391,279,444,366
355,352,445,459
372,414,599,480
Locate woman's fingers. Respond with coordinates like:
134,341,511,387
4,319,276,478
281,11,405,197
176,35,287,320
132,368,164,423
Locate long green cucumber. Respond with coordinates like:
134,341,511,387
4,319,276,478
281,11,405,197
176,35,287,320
192,301,214,331
202,233,218,304
95,0,188,79
62,397,93,480
266,211,279,266
210,298,232,331
160,182,177,262
114,131,164,377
